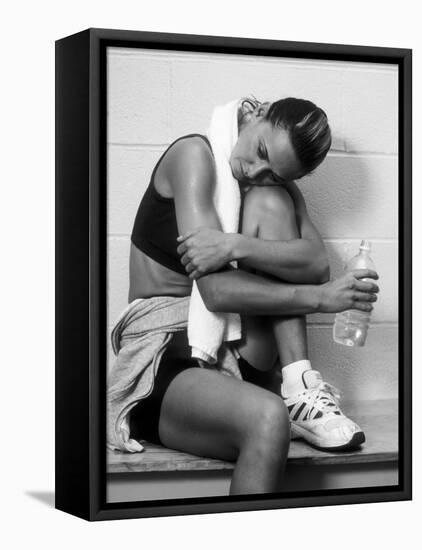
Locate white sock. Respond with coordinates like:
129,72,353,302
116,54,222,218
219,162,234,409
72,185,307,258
281,359,312,397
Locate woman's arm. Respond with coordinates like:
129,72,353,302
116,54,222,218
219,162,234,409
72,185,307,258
166,137,377,315
177,182,329,283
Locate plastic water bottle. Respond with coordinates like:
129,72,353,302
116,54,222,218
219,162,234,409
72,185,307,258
333,240,376,347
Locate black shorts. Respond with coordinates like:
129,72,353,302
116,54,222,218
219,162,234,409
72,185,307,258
129,345,277,445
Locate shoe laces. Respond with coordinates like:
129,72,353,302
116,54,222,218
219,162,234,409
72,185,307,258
305,382,342,415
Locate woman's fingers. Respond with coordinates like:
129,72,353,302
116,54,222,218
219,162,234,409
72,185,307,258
177,227,206,243
354,279,379,293
177,229,196,242
176,242,188,255
352,288,377,311
352,268,379,280
353,301,374,312
180,253,190,266
353,291,378,303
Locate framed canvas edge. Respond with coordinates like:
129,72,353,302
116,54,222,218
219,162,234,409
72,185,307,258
55,27,412,522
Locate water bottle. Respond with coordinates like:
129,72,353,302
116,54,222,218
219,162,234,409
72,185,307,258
333,240,376,347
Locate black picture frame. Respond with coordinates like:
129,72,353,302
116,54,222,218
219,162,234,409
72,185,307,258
55,27,412,521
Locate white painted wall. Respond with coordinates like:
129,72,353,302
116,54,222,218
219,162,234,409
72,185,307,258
107,47,398,401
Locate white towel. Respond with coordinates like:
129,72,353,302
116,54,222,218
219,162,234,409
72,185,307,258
188,98,243,364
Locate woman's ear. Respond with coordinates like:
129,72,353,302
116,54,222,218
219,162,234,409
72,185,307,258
256,102,271,118
239,98,269,127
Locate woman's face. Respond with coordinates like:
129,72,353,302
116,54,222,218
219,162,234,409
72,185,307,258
230,108,304,187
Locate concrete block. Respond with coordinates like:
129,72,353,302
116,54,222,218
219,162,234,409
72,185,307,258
298,154,398,239
308,240,398,324
341,68,398,154
108,146,166,235
108,54,171,144
307,325,398,401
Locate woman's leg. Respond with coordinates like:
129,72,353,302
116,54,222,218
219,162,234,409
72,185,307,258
158,367,290,495
237,185,309,373
237,186,365,450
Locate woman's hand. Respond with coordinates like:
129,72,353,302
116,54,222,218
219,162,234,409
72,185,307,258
318,269,379,313
176,227,234,279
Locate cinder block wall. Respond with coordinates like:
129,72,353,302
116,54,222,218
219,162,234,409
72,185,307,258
107,47,398,401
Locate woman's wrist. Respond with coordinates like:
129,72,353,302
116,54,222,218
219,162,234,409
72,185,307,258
228,233,245,262
295,285,321,314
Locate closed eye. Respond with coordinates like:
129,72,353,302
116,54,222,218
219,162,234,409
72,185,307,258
259,141,285,183
257,143,267,160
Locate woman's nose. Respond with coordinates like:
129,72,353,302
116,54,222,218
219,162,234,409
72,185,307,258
246,160,267,180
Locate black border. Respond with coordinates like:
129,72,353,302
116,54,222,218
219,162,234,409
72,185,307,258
55,28,412,521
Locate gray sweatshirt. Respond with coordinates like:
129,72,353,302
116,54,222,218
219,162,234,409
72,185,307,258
107,296,241,453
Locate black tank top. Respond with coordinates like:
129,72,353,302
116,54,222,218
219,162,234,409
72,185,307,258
131,134,213,275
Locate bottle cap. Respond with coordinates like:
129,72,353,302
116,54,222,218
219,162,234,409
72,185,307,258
359,239,372,251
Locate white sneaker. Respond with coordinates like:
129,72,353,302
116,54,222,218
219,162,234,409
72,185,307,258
282,370,365,451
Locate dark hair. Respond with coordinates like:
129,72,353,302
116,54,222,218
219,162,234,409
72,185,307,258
241,96,332,175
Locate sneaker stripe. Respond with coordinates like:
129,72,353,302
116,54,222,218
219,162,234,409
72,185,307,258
308,407,323,420
304,405,316,421
289,401,304,418
293,402,307,421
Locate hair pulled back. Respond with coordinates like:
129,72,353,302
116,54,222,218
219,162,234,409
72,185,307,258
241,96,332,175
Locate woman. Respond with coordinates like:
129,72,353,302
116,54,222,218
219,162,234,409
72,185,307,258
126,97,379,495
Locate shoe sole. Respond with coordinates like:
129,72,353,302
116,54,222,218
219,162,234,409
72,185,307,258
291,424,366,452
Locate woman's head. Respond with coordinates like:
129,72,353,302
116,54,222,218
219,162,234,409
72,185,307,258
265,97,332,174
230,96,331,186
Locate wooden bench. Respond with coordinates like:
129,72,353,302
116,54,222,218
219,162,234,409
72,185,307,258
108,399,398,474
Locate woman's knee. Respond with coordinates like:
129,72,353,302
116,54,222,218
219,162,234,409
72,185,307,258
242,393,290,449
245,185,295,218
243,185,298,238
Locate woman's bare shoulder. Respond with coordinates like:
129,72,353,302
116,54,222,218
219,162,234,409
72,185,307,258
162,135,215,191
